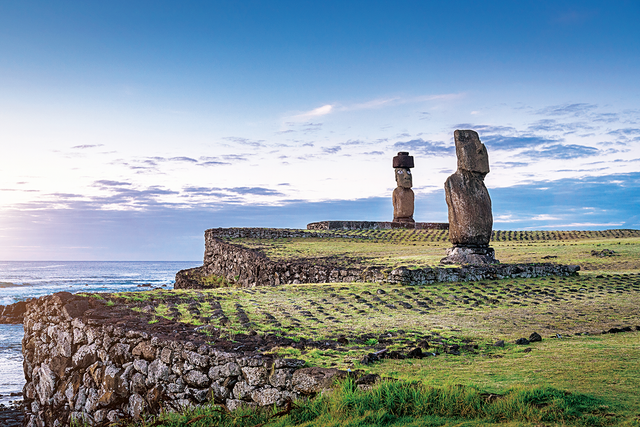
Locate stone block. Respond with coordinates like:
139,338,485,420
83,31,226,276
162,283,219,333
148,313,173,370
184,370,211,388
242,366,268,386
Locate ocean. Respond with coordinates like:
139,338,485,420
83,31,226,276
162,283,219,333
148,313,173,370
0,261,200,406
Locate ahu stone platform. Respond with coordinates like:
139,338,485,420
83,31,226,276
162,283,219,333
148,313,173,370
175,227,579,290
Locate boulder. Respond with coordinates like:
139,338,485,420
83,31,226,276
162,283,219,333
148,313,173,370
529,332,542,342
291,367,348,395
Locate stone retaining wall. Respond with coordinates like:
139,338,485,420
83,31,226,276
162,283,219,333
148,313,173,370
174,232,579,289
306,221,449,230
206,227,354,240
22,292,347,427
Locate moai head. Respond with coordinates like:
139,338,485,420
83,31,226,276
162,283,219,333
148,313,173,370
454,130,489,176
393,152,414,188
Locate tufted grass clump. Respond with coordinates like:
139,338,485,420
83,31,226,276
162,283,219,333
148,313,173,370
118,379,622,427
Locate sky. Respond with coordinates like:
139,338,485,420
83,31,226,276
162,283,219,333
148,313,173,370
1,1,639,260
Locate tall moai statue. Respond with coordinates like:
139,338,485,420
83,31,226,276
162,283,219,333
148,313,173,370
441,130,498,264
392,152,415,224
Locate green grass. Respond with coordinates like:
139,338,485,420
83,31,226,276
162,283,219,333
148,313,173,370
229,229,640,272
120,379,631,427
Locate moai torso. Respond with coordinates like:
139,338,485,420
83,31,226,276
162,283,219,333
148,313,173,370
393,187,415,221
444,130,493,246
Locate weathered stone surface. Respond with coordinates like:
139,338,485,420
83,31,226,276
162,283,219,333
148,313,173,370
128,393,146,420
36,364,57,406
184,370,210,388
232,381,255,400
160,347,173,364
291,367,348,395
274,359,306,369
444,169,493,247
130,373,147,395
242,366,268,387
392,187,415,223
251,387,281,406
307,221,448,230
269,369,293,388
132,341,155,361
109,343,132,365
441,247,497,265
147,360,169,384
73,344,98,369
133,359,148,375
529,332,542,342
182,350,209,368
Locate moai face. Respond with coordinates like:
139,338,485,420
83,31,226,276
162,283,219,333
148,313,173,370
395,168,413,188
455,129,490,175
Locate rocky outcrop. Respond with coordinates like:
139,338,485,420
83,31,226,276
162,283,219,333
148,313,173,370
0,300,29,324
175,233,580,289
22,292,313,426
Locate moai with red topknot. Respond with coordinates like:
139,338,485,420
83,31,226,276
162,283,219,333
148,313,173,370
392,152,415,224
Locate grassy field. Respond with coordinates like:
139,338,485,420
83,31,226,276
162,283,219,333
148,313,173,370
104,229,640,426
234,229,640,272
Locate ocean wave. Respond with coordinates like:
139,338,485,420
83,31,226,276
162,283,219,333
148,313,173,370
0,297,18,306
0,282,29,289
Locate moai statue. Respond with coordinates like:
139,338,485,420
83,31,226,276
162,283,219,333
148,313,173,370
392,151,415,224
441,130,498,264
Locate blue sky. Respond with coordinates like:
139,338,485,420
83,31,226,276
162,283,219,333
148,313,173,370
1,1,639,260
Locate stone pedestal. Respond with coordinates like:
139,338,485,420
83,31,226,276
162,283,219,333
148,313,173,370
440,246,499,265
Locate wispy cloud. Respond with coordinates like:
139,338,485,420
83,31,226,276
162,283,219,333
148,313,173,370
289,104,333,121
168,156,198,163
393,138,453,156
322,146,342,154
285,93,463,122
535,103,597,117
527,119,595,134
520,144,600,159
453,124,517,135
537,222,623,228
222,137,266,147
71,144,105,149
94,180,131,187
531,214,561,221
483,135,560,150
608,128,640,141
228,187,284,196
